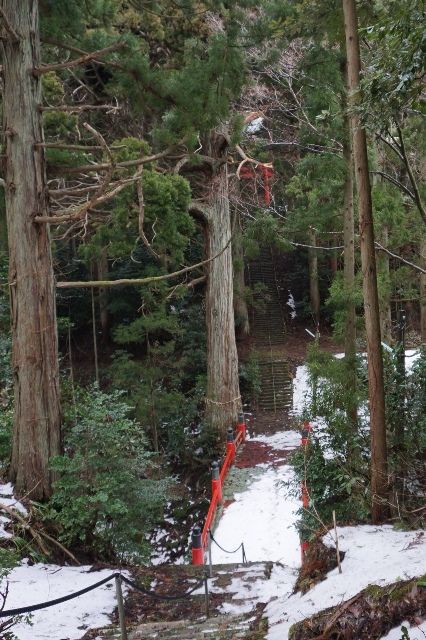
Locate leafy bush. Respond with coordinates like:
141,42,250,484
49,386,169,562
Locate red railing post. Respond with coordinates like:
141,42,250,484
300,540,309,564
211,461,223,504
301,481,309,508
236,413,246,442
226,427,236,462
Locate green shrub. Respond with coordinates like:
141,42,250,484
49,386,169,562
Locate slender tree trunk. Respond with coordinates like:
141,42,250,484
1,0,61,499
378,225,392,344
204,133,241,438
421,235,426,342
342,122,357,427
232,210,250,338
308,227,320,330
343,0,388,523
97,248,109,341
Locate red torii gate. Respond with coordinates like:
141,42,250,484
239,162,274,206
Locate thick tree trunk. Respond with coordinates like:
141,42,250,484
232,210,250,338
421,235,426,342
342,126,357,428
343,0,388,523
1,0,61,499
204,136,241,438
308,227,320,330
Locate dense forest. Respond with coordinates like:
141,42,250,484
0,1,424,639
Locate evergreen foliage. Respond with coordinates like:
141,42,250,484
49,386,169,561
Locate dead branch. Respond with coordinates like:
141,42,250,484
48,145,176,175
37,142,125,152
370,170,415,200
56,236,232,289
40,104,120,113
374,242,426,274
33,41,125,75
0,501,80,564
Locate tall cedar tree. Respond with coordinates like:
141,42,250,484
343,0,388,523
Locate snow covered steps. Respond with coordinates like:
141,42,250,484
91,562,274,640
128,614,252,639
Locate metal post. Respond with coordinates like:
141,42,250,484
207,529,213,578
203,572,210,618
115,575,128,640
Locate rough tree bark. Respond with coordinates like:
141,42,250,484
342,118,357,428
378,225,392,345
421,235,426,342
308,227,320,330
1,0,61,498
195,130,241,439
343,0,388,523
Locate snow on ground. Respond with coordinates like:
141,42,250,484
381,620,426,639
266,526,426,639
247,430,300,450
0,483,125,640
211,464,300,567
6,562,126,640
291,365,310,416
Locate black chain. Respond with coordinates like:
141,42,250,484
0,570,206,618
0,572,120,618
120,574,205,601
209,530,246,558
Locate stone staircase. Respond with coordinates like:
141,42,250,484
257,359,292,412
88,562,273,640
246,247,292,413
99,615,252,639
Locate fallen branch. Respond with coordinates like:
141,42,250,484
0,502,79,565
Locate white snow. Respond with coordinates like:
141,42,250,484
211,430,301,567
381,620,426,639
291,365,310,415
211,465,300,567
5,563,126,640
0,483,126,639
245,117,263,133
266,526,426,639
248,430,300,450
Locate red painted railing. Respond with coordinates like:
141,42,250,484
192,416,246,564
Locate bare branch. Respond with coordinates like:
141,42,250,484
396,124,426,225
48,145,176,175
40,104,119,113
374,242,426,274
33,42,125,75
370,171,415,200
37,142,125,152
56,237,232,289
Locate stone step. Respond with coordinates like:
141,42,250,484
128,615,251,640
